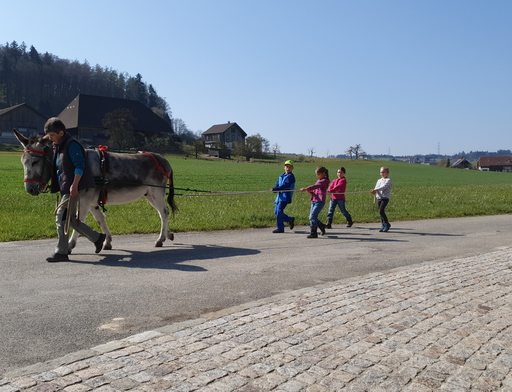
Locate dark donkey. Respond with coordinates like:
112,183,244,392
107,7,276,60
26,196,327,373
14,129,178,251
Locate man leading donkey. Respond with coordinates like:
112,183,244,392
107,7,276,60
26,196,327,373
45,117,106,262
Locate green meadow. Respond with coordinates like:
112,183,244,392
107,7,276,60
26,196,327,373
1,152,511,242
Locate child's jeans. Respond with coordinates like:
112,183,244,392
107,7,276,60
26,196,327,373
378,198,390,224
327,199,352,221
274,201,292,230
309,201,325,226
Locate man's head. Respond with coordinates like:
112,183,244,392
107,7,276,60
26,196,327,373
44,117,66,144
284,159,294,173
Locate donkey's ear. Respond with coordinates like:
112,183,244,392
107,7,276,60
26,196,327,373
13,129,29,147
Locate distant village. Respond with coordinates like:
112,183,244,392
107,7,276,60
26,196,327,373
331,153,512,172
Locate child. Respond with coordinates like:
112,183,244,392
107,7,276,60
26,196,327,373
370,166,393,232
326,167,353,228
271,160,296,233
300,166,330,238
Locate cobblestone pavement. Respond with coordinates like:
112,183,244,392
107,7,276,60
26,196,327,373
2,247,512,392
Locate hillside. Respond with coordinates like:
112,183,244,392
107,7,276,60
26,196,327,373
0,41,171,123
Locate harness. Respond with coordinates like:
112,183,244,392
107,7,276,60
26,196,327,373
93,147,172,212
24,148,52,193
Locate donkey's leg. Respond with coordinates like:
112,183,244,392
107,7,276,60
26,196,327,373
144,188,170,247
89,204,113,250
69,191,95,253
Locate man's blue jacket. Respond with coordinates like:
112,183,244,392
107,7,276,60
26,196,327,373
273,172,295,204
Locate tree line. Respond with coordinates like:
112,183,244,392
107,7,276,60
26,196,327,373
1,41,284,160
0,41,172,124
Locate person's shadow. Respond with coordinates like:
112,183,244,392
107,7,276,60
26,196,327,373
68,244,260,271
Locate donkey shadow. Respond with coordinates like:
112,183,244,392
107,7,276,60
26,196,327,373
68,244,260,271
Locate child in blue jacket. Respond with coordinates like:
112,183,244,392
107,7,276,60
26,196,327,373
271,160,296,233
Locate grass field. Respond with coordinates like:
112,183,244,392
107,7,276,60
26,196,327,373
1,152,511,242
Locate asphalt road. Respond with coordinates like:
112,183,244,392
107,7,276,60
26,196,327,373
1,215,511,377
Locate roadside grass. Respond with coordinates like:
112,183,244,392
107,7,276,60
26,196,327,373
1,153,511,242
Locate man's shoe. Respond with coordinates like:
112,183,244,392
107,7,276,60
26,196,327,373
382,223,391,232
94,233,106,253
347,220,353,227
289,217,295,230
46,253,69,263
272,229,284,233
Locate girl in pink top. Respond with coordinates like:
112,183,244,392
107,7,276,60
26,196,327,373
326,167,353,228
300,166,330,238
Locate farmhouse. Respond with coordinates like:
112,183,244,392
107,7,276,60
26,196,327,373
203,122,247,151
0,103,48,144
477,155,512,172
451,158,472,169
57,94,173,146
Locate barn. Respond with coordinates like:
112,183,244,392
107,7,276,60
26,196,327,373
57,94,173,146
0,103,48,144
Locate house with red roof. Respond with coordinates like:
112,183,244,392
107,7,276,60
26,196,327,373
477,156,512,172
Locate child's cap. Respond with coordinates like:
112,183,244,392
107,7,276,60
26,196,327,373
284,160,294,166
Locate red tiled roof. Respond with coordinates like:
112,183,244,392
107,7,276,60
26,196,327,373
477,155,512,167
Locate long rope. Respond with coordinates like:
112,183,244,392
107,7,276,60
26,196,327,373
54,194,80,236
182,189,371,197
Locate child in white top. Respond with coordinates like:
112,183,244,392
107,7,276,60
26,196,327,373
370,166,393,232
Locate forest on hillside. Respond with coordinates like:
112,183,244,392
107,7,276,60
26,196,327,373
0,41,172,124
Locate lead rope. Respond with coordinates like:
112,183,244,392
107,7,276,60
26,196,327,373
55,194,80,236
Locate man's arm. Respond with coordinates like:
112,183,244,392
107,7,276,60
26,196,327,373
69,142,85,197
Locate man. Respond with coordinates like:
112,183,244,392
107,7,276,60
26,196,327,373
45,117,106,262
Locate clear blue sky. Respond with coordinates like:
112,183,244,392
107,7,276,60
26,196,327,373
2,0,511,157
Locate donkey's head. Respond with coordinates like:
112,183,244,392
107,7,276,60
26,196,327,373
14,129,53,196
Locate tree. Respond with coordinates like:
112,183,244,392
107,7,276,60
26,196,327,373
232,133,269,160
148,84,158,109
271,143,280,158
192,138,206,158
346,144,366,159
102,108,137,151
173,118,189,135
135,73,148,105
28,45,42,65
307,147,315,158
353,144,363,159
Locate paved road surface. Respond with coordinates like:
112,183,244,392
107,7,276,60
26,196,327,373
1,215,511,377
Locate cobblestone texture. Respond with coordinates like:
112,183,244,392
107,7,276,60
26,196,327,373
2,248,512,391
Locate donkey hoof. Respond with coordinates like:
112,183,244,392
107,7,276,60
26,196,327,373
103,244,112,250
168,233,174,241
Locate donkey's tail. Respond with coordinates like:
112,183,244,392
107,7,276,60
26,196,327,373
167,170,179,217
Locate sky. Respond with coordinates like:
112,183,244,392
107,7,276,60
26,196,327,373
2,0,511,157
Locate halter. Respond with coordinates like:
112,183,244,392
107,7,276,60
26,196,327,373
24,148,51,192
